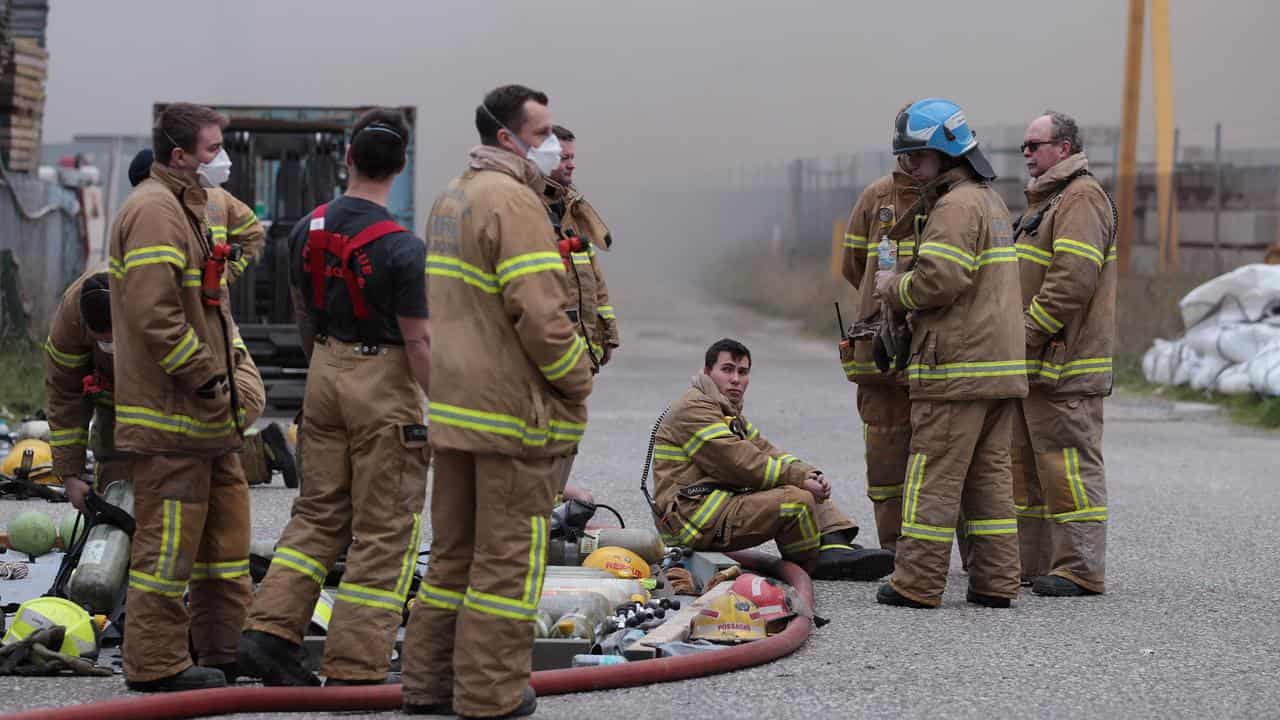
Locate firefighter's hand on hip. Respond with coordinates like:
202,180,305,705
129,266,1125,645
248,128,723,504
195,374,230,400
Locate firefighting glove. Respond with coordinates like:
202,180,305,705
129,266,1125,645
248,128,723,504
195,374,229,400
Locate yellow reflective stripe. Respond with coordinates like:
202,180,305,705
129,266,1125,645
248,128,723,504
898,271,917,310
571,251,593,266
190,559,250,581
1064,447,1088,510
779,502,819,553
109,258,125,279
899,239,917,258
745,421,759,440
50,427,89,447
918,241,976,271
232,337,248,352
1028,298,1063,335
43,337,92,368
1016,504,1052,520
1027,357,1113,380
901,521,954,542
156,500,181,580
907,360,1028,381
335,581,404,613
682,422,734,458
416,582,464,611
425,254,499,294
597,305,616,320
129,569,187,597
844,233,868,250
1052,506,1108,523
762,457,781,490
977,247,1018,267
271,546,327,585
1016,242,1053,267
1104,246,1118,263
121,245,187,273
539,335,586,382
548,419,586,442
843,360,879,377
427,401,556,447
653,444,690,463
115,404,238,439
962,518,1018,536
464,587,538,621
1053,237,1105,267
867,483,904,501
229,215,259,235
677,490,729,544
230,255,251,274
522,516,548,606
159,327,201,374
394,514,423,599
904,453,927,523
495,251,564,286
181,267,226,288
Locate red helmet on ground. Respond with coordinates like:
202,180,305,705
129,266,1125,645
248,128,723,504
730,573,796,623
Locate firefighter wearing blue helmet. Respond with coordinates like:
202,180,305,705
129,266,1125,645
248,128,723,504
871,99,1027,609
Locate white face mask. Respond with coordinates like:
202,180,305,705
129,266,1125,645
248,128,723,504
97,340,114,354
197,149,232,188
522,133,562,177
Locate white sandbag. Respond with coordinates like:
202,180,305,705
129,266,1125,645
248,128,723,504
1143,339,1201,387
1245,341,1280,396
1189,354,1231,392
1182,321,1228,359
1179,264,1280,329
1214,364,1253,395
1172,350,1201,387
1216,323,1280,365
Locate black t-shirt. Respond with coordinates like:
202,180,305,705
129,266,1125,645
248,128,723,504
288,196,427,345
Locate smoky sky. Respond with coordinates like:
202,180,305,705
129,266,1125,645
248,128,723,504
42,0,1280,217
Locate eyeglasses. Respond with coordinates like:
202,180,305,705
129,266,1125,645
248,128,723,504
1021,139,1061,153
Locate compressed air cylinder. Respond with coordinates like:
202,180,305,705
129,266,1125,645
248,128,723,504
534,608,555,639
68,480,134,614
538,590,613,625
540,577,649,606
550,606,605,641
579,528,665,564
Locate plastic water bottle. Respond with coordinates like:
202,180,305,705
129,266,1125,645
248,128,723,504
878,235,896,271
571,654,628,667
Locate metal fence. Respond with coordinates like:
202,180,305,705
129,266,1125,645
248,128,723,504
0,164,84,337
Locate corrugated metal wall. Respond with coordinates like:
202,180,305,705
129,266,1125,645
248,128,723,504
0,166,83,336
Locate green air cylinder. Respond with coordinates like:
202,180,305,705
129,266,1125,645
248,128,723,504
68,479,134,614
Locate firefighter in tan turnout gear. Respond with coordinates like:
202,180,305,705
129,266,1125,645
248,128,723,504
238,109,432,686
401,84,592,719
840,159,924,551
653,338,895,580
109,103,253,690
1013,111,1115,597
541,124,618,504
44,268,267,512
872,99,1027,609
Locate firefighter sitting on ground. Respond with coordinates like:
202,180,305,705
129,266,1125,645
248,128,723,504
44,266,282,514
651,338,895,580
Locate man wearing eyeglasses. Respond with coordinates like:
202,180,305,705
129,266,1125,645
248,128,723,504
1011,111,1116,598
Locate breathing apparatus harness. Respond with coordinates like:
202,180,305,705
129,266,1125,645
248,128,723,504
546,182,602,372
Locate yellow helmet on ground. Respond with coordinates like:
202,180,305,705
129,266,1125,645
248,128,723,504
2,597,101,658
1,438,55,483
688,591,767,643
583,546,651,580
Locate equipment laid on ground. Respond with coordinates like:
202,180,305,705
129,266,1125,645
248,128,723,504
6,511,56,559
688,591,767,643
583,546,651,580
2,596,99,658
64,481,135,614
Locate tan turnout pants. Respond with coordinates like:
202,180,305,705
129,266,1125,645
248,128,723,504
401,449,560,717
1012,388,1107,592
889,398,1020,607
123,452,250,681
244,340,429,681
856,384,912,551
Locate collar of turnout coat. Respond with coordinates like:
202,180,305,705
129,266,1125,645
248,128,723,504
692,372,743,417
1025,153,1090,203
147,160,209,216
468,144,545,195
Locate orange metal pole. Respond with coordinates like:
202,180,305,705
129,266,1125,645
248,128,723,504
1152,0,1175,273
1116,0,1145,274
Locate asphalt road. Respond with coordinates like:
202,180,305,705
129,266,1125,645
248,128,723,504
2,281,1278,719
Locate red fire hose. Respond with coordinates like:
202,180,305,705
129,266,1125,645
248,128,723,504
3,551,812,720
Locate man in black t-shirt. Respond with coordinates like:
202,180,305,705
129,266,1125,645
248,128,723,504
238,109,432,687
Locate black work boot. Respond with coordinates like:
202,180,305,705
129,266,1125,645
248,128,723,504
209,662,241,683
126,665,226,692
818,531,864,551
325,676,387,687
876,583,933,609
237,630,320,686
260,422,299,489
457,687,537,719
1032,575,1100,597
812,546,894,581
966,589,1012,608
403,699,456,716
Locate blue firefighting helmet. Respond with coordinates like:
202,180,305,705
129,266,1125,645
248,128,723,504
893,98,996,180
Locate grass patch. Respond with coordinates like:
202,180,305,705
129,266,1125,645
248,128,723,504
0,340,46,423
1116,372,1280,430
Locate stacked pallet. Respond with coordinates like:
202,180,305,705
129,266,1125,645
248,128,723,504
0,37,47,173
0,0,48,173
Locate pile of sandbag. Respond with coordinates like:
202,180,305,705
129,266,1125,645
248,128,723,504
1143,264,1280,396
